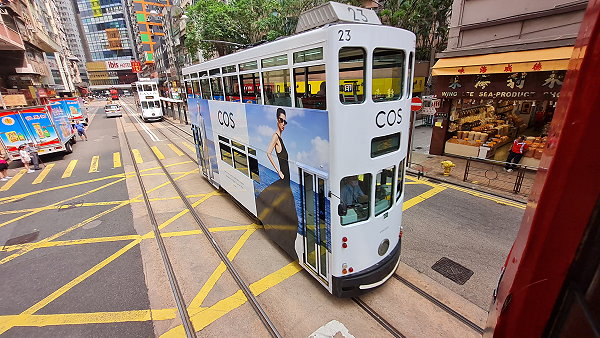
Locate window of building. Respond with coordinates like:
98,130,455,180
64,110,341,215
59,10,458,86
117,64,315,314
293,64,326,110
339,47,365,105
340,173,372,225
372,48,404,102
262,69,291,107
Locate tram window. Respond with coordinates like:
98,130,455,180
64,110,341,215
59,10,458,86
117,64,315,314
293,65,326,110
340,174,372,225
232,148,249,176
200,78,211,99
152,84,157,91
223,65,236,73
219,142,233,166
396,159,405,201
210,77,224,101
294,47,323,63
231,140,245,151
248,156,260,181
339,47,365,105
141,101,148,109
407,52,414,98
143,84,152,92
375,166,395,216
192,80,200,95
372,48,405,102
263,69,291,107
261,54,288,68
209,68,221,76
241,73,261,104
248,147,257,156
239,60,257,71
218,135,229,143
223,75,240,102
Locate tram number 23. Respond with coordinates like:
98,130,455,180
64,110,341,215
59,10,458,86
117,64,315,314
376,109,403,128
338,30,351,41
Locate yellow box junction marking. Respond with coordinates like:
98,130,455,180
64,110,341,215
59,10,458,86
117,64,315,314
89,156,99,173
31,164,55,185
182,141,195,152
0,169,26,191
151,146,165,159
113,152,121,168
132,149,143,163
402,186,446,211
61,160,78,178
168,143,184,156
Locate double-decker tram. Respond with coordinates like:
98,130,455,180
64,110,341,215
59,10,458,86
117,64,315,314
182,3,416,296
133,80,164,122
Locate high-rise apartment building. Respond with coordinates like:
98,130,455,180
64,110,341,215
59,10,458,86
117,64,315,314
57,0,89,85
74,0,138,92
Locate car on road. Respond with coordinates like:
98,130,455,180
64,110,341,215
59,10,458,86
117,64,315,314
104,104,122,118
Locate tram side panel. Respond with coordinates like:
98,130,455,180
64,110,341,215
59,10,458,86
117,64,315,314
189,98,332,275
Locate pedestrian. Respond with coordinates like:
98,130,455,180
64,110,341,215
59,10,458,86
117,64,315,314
74,121,88,141
25,142,41,170
505,136,529,172
18,145,34,173
0,154,12,181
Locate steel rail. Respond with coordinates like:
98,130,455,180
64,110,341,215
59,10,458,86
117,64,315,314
121,101,282,338
352,297,405,338
117,116,196,338
392,274,485,334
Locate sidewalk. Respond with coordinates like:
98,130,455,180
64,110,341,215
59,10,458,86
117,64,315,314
408,152,535,203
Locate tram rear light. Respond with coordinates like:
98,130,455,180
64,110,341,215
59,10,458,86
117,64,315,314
342,237,348,242
342,269,348,274
399,230,403,238
349,267,354,273
342,243,348,248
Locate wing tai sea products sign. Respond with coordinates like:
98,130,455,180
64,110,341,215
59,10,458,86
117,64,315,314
105,60,132,71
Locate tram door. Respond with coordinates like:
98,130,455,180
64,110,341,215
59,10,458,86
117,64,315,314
196,114,214,181
300,168,328,281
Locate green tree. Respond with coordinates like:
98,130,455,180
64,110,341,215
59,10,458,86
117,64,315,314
378,0,452,60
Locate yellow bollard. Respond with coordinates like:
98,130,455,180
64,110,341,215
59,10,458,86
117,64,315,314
440,160,456,176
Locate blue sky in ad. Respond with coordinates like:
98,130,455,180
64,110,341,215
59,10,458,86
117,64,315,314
246,105,329,183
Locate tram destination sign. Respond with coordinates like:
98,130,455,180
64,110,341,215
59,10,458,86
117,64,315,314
435,71,565,101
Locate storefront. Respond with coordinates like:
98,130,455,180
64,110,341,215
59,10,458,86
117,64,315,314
429,47,571,167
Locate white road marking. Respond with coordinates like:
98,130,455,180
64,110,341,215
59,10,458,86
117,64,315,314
309,320,355,338
121,101,161,142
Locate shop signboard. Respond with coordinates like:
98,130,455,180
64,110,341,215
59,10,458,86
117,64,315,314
105,60,132,71
435,71,565,101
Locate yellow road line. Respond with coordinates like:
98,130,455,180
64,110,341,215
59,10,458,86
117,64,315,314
0,309,178,327
402,186,446,211
163,262,303,337
151,146,165,159
188,228,257,309
0,161,192,203
0,239,143,335
0,169,26,191
438,183,526,209
31,164,55,185
61,160,78,178
168,143,184,156
89,156,99,173
113,152,121,168
132,149,143,163
182,141,195,152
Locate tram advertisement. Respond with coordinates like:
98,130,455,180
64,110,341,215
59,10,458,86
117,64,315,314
189,98,331,259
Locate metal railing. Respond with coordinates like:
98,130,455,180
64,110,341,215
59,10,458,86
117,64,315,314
463,157,536,194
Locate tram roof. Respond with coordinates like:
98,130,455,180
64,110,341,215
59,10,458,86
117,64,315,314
182,23,414,77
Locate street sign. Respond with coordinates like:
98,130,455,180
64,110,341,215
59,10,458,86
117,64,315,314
411,97,423,111
432,99,441,109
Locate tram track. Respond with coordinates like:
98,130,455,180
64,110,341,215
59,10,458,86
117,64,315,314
352,297,406,338
120,101,281,337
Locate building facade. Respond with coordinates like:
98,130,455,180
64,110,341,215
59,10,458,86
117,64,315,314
429,0,588,165
75,0,138,92
57,0,89,85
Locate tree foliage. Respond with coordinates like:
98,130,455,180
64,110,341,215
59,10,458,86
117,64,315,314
378,0,452,60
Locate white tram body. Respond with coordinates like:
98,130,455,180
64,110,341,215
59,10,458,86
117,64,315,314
183,16,415,296
133,81,164,122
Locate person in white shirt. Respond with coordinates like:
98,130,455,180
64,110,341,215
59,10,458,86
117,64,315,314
18,145,34,173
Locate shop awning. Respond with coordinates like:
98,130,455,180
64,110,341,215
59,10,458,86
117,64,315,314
432,47,573,76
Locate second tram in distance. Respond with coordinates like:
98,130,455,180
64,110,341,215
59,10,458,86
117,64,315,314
182,17,415,296
132,81,164,122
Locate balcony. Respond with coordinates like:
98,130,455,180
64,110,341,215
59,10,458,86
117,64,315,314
0,23,25,50
15,57,49,76
32,27,60,52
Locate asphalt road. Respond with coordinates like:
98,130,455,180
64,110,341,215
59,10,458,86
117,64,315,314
0,99,525,336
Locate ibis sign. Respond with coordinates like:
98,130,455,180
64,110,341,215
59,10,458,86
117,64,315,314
105,60,132,70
